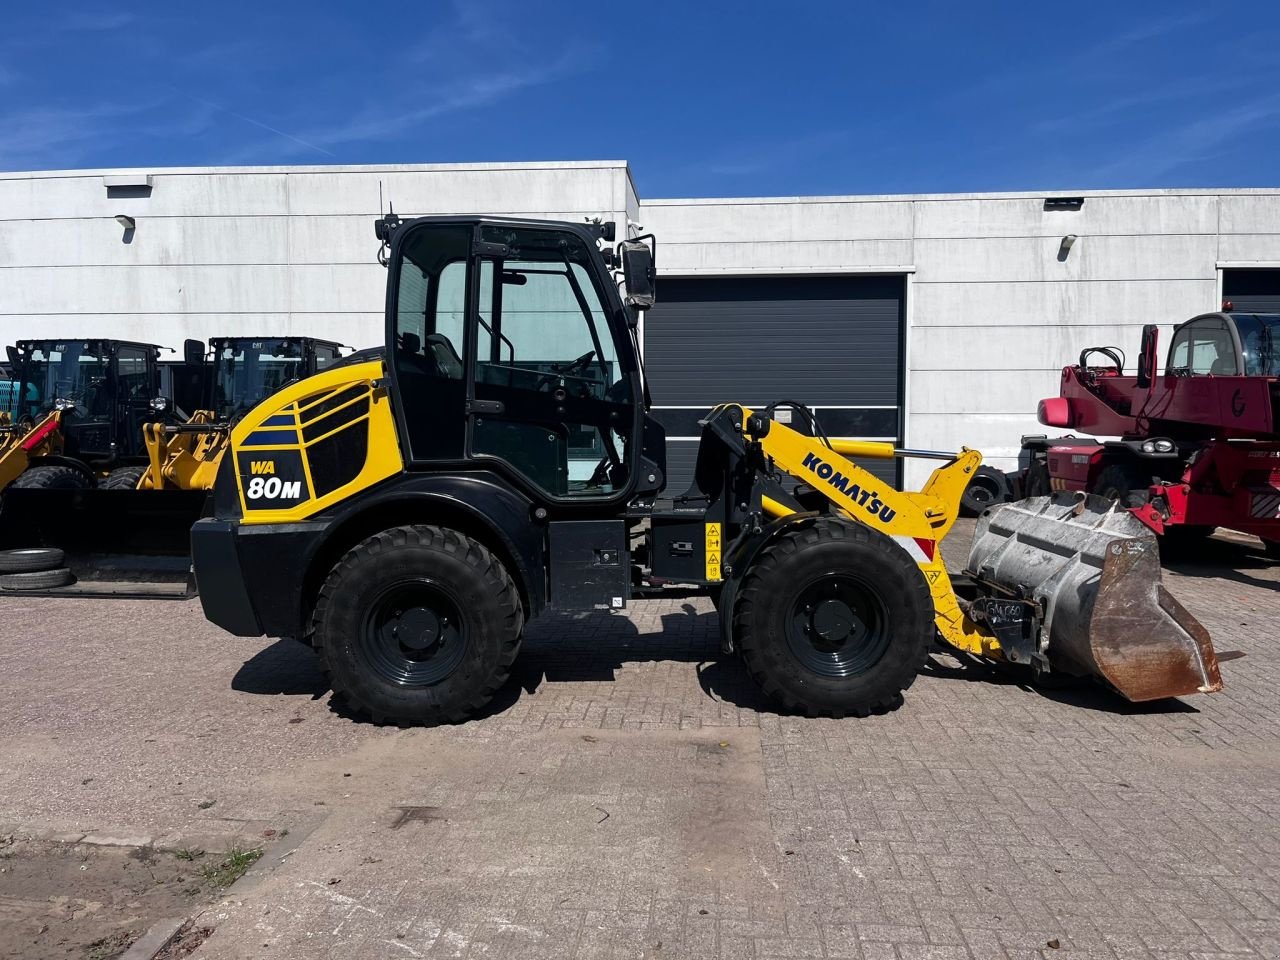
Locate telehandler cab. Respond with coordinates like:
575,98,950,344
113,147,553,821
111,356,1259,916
191,214,1222,724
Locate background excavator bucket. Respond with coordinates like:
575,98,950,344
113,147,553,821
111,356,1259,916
969,492,1222,702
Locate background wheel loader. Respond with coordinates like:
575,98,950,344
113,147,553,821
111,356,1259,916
0,336,346,596
190,214,1222,724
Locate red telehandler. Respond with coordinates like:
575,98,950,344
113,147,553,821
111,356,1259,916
1016,312,1280,558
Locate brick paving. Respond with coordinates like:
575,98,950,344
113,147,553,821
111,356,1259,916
0,521,1277,959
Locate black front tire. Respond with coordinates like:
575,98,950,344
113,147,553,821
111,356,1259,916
960,466,1010,517
312,525,523,725
1023,459,1051,497
102,466,147,490
734,518,933,718
10,465,91,490
1264,540,1280,563
1093,463,1149,508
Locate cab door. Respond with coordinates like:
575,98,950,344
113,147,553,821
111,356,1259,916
467,223,638,504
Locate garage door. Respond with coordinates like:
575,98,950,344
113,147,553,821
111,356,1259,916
1223,268,1280,312
642,274,905,494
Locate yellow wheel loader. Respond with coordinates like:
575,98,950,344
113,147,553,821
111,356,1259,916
0,337,344,597
190,214,1222,724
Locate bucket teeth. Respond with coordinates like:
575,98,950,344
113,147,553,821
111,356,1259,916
969,492,1221,702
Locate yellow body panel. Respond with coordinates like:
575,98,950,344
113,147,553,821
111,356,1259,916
0,411,63,491
139,410,229,491
736,405,1002,659
230,360,403,524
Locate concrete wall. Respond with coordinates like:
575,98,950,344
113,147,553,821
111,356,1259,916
640,190,1280,486
0,161,633,353
4,160,1280,490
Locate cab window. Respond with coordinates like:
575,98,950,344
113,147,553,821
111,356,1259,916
391,224,471,460
1168,319,1238,376
469,225,634,500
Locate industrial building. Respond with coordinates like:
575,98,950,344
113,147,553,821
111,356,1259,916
2,160,1278,489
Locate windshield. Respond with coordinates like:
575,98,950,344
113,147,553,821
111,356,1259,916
1235,314,1280,377
14,341,111,420
213,339,307,418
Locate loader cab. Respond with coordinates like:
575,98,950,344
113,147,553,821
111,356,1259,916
209,337,344,420
9,339,163,463
384,216,652,509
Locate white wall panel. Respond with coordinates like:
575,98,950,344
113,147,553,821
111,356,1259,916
660,239,913,272
913,195,1217,239
1219,196,1280,234
642,200,913,243
914,234,1217,283
1217,234,1280,263
911,323,1179,372
909,278,1217,327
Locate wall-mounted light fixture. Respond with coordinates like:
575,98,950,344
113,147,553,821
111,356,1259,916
1060,234,1077,253
114,214,136,230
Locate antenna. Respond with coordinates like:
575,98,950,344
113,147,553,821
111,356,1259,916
379,179,384,218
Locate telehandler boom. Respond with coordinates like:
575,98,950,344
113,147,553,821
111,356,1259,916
191,214,1221,723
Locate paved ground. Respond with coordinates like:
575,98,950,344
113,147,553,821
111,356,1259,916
1,520,1278,959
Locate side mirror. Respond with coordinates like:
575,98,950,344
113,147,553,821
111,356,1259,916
620,237,657,311
1137,324,1158,389
184,338,204,367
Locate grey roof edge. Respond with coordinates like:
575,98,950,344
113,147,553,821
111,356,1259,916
0,160,632,181
642,187,1280,205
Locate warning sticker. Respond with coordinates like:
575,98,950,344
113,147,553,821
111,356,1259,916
705,522,722,581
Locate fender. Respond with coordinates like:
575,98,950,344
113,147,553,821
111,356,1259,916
24,454,96,481
716,510,819,654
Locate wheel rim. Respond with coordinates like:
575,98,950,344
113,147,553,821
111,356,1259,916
785,574,891,678
968,478,998,505
358,580,469,686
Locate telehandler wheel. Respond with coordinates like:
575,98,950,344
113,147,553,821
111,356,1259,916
102,466,146,490
10,465,90,490
1093,464,1149,508
312,524,524,726
734,518,933,718
960,466,1010,517
0,548,65,573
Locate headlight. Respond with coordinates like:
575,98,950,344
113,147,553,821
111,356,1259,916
53,397,76,412
1154,439,1174,453
1141,441,1156,454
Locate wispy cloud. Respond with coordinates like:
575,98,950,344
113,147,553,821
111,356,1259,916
187,95,335,157
61,11,137,32
1084,93,1280,183
0,101,158,169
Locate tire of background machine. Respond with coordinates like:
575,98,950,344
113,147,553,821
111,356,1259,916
1092,463,1149,508
0,547,66,574
733,517,933,718
1023,460,1052,498
0,567,75,590
101,465,147,490
1263,539,1280,562
1162,525,1216,543
9,465,91,490
960,465,1010,517
311,524,524,725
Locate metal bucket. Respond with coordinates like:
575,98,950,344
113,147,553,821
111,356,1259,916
969,492,1222,702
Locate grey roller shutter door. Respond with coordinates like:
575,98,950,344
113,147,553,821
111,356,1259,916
643,274,905,493
1223,269,1280,312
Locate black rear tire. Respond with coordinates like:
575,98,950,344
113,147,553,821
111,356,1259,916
10,465,91,490
102,466,147,490
1093,463,1149,508
312,524,523,725
960,466,1010,517
734,518,933,718
0,567,75,590
1264,539,1280,563
1023,459,1051,497
0,548,65,573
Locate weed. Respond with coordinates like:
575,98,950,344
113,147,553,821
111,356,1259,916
87,930,137,959
173,848,204,862
200,846,262,888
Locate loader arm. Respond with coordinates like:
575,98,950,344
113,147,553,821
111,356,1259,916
0,410,64,492
735,406,1003,659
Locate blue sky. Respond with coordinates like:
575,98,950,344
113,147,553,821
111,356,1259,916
2,1,1278,197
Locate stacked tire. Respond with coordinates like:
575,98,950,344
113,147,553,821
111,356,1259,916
0,548,75,591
